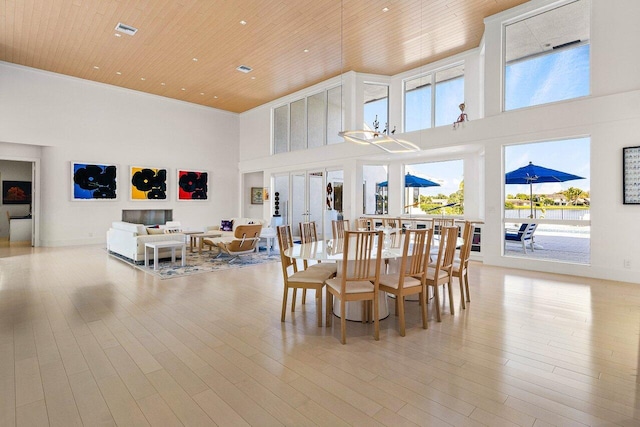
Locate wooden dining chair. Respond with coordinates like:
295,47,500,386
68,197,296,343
424,225,458,322
379,228,433,336
325,230,383,344
356,218,372,231
453,221,474,309
298,221,338,303
433,217,455,235
277,225,334,327
331,219,350,240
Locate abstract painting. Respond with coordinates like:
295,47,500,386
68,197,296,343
2,180,32,204
72,162,117,200
131,166,167,200
177,170,208,200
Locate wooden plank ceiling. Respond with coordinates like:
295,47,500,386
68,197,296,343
0,0,528,113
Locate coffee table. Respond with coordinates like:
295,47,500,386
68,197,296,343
188,232,223,253
144,240,186,271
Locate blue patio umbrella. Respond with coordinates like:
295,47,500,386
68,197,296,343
377,173,440,188
505,162,584,218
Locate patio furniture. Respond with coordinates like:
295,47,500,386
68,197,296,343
505,223,538,254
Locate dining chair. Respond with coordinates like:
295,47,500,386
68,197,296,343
452,221,474,309
331,219,350,240
356,218,372,231
277,225,334,327
433,217,455,235
424,225,458,322
298,221,338,303
325,230,383,344
379,228,433,336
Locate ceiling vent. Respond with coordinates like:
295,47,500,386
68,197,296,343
115,22,138,36
236,65,253,73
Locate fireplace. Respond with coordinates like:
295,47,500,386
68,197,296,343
122,209,173,225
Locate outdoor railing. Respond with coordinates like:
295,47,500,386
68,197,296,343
504,208,589,221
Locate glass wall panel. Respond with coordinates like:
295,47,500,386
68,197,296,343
364,84,389,133
405,75,432,132
327,86,343,145
363,164,388,215
405,160,463,215
273,105,289,154
290,99,306,151
435,65,464,127
307,92,326,149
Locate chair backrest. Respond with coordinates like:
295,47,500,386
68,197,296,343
459,221,474,266
332,219,350,240
234,223,262,239
339,230,383,291
397,228,433,289
356,218,372,231
434,217,455,235
277,225,298,274
224,224,262,253
428,226,459,278
299,221,318,244
521,223,537,240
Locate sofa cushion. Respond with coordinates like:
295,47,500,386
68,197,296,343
221,220,233,231
147,227,165,235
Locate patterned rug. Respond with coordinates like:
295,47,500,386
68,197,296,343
110,248,281,279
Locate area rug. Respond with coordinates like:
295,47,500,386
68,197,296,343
110,249,281,279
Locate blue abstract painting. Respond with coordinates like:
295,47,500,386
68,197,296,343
72,162,117,200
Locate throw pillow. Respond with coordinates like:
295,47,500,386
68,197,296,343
147,227,165,235
221,220,233,232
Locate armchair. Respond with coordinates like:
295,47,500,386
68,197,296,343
215,224,262,263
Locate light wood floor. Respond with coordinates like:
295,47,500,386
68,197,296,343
1,244,639,426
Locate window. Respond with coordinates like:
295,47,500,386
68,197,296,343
504,0,590,111
405,160,464,215
272,86,342,154
363,164,388,215
504,137,590,264
404,64,464,132
363,83,389,133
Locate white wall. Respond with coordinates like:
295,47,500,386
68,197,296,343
238,0,640,284
0,62,240,246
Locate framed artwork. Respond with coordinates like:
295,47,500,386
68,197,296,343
72,162,117,200
623,146,640,204
2,180,32,204
177,170,208,200
130,166,168,200
251,187,263,204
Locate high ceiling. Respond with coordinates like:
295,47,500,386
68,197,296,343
1,0,529,113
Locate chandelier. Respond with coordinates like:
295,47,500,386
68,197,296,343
339,115,420,154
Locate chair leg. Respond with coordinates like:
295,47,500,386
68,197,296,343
373,293,380,341
326,289,333,327
398,295,406,337
464,270,471,303
291,288,297,312
448,280,455,315
458,275,466,310
302,289,307,304
340,300,347,344
433,285,442,322
420,289,428,329
281,286,289,322
316,287,323,327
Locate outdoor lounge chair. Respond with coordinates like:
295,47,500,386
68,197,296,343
505,223,538,254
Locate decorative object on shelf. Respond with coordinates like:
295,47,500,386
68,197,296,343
452,102,469,129
623,146,640,204
251,187,263,204
274,192,281,216
262,188,269,201
177,170,208,200
131,166,167,200
72,162,117,200
326,183,333,210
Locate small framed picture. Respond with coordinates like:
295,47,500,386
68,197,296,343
251,187,263,204
623,146,640,204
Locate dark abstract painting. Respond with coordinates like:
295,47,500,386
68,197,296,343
130,167,167,200
72,163,117,200
178,170,208,200
2,181,32,204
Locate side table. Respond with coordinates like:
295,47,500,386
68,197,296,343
144,240,186,271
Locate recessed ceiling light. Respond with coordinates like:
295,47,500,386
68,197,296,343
251,76,256,80
200,92,204,95
192,57,198,62
114,33,121,37
303,49,309,53
93,66,100,70
382,7,389,12
181,88,186,91
140,77,145,81
116,71,122,75
240,20,247,25
214,96,218,99
160,82,166,86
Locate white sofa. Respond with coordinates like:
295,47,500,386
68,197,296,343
107,221,185,263
206,217,268,243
